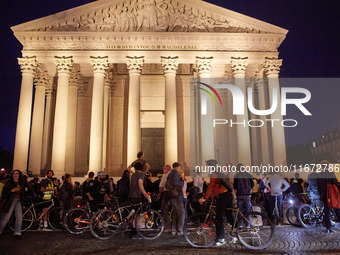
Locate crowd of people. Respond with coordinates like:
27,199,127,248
0,154,339,247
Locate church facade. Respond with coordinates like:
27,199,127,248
11,0,288,177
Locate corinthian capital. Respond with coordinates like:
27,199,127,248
18,56,37,75
196,57,213,76
126,56,144,74
161,56,179,75
34,71,51,88
69,70,83,87
264,57,282,76
55,56,73,74
105,67,115,89
230,57,248,76
45,86,56,97
90,56,109,75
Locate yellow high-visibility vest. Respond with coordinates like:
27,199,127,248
42,181,55,200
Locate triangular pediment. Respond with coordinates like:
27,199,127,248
11,0,287,34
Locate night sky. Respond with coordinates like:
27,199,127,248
0,0,339,154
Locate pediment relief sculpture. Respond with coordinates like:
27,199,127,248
34,0,264,33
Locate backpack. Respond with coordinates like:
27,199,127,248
166,173,182,198
327,184,340,209
216,172,233,193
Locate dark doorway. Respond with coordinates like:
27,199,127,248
141,128,164,176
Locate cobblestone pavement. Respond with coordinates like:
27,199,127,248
1,225,340,255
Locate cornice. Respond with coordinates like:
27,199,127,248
14,31,285,52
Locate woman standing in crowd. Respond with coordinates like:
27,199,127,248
59,174,74,213
0,169,25,239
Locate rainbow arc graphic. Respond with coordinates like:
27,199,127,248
196,82,222,115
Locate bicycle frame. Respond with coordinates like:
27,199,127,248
205,203,252,235
24,199,55,223
115,202,148,229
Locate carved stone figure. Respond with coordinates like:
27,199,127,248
34,0,263,34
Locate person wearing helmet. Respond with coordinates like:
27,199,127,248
86,171,111,211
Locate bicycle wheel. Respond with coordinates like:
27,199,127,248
330,209,340,227
90,209,119,240
184,212,215,248
237,211,275,250
9,209,34,232
298,204,317,229
48,207,65,230
135,209,164,240
64,208,90,234
286,206,300,226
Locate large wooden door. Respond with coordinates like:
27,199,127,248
141,128,164,175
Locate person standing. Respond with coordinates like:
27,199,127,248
193,170,203,195
59,174,74,213
40,170,57,230
0,169,25,239
128,151,150,174
307,171,321,207
265,173,290,224
166,162,185,235
179,170,188,220
157,165,172,232
233,163,254,227
128,162,150,203
117,170,130,203
317,161,340,233
82,172,95,199
290,173,303,202
87,171,111,212
199,159,234,246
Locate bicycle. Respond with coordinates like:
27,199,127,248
9,198,65,231
63,198,117,235
285,193,309,226
184,201,275,250
298,198,339,229
90,199,164,240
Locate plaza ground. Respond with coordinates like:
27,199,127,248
1,225,340,255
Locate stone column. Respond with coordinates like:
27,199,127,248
28,72,49,175
41,86,55,173
13,57,37,171
264,57,287,166
89,56,109,174
102,69,114,170
249,84,260,166
196,56,214,165
255,74,271,165
161,56,179,165
231,57,252,166
65,70,82,174
51,56,73,176
126,56,144,166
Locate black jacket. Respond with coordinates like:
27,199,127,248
0,180,26,214
233,172,254,196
